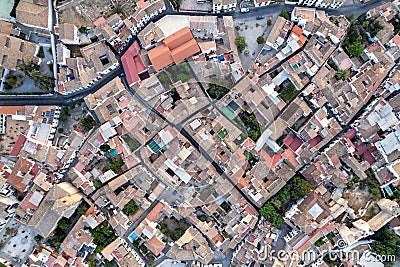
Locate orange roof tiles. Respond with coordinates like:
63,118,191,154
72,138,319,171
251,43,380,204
292,25,303,37
146,236,165,256
148,44,174,71
164,27,193,50
146,202,164,222
0,106,24,115
258,150,282,169
170,39,200,63
148,27,199,71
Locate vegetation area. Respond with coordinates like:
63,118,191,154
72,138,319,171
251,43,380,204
3,74,23,89
257,36,265,45
160,217,189,241
260,176,311,228
371,227,400,257
18,62,55,91
78,26,87,34
103,157,125,174
361,168,382,199
278,82,297,104
122,200,139,216
259,202,284,228
315,237,324,247
80,115,96,131
336,70,348,81
121,134,141,152
343,22,365,58
105,4,123,18
279,10,290,20
91,222,117,253
244,151,258,167
238,111,262,141
49,218,71,248
208,83,230,99
269,176,311,212
235,36,247,53
157,62,193,89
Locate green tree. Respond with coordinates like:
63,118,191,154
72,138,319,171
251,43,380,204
346,41,364,57
91,222,117,253
34,235,42,243
58,218,69,230
260,203,284,228
122,200,139,216
208,84,230,99
336,70,348,81
280,10,290,20
267,18,272,26
18,62,55,91
235,36,247,53
257,36,265,45
290,176,311,200
58,128,64,133
59,114,68,122
80,115,96,131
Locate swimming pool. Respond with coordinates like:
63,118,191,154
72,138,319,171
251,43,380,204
128,232,138,242
385,186,393,196
108,149,118,157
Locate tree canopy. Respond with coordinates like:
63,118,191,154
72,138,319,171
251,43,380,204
18,62,55,91
235,36,247,53
260,203,284,228
346,41,364,57
122,200,139,216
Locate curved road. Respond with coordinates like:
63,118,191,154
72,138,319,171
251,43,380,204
0,0,391,107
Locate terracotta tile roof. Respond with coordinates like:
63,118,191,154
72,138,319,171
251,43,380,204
148,27,199,71
147,44,174,71
146,202,164,222
0,21,12,35
121,41,148,85
7,157,34,192
16,1,48,29
170,38,200,63
164,27,193,50
10,134,27,157
145,236,165,256
0,106,24,115
292,25,303,37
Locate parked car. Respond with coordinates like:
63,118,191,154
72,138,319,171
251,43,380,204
256,15,264,20
240,7,249,13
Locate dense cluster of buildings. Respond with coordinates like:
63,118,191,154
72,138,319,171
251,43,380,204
0,0,400,266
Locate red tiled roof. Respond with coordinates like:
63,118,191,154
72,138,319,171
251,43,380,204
308,135,323,147
292,25,303,37
121,41,148,85
146,202,164,222
10,134,27,157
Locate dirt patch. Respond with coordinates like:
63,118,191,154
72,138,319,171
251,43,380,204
343,190,370,212
0,117,29,154
58,6,94,26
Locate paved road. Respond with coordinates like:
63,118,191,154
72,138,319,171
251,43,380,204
0,68,122,106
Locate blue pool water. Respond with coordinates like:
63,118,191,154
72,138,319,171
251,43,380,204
385,186,393,196
128,232,138,242
108,149,118,157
